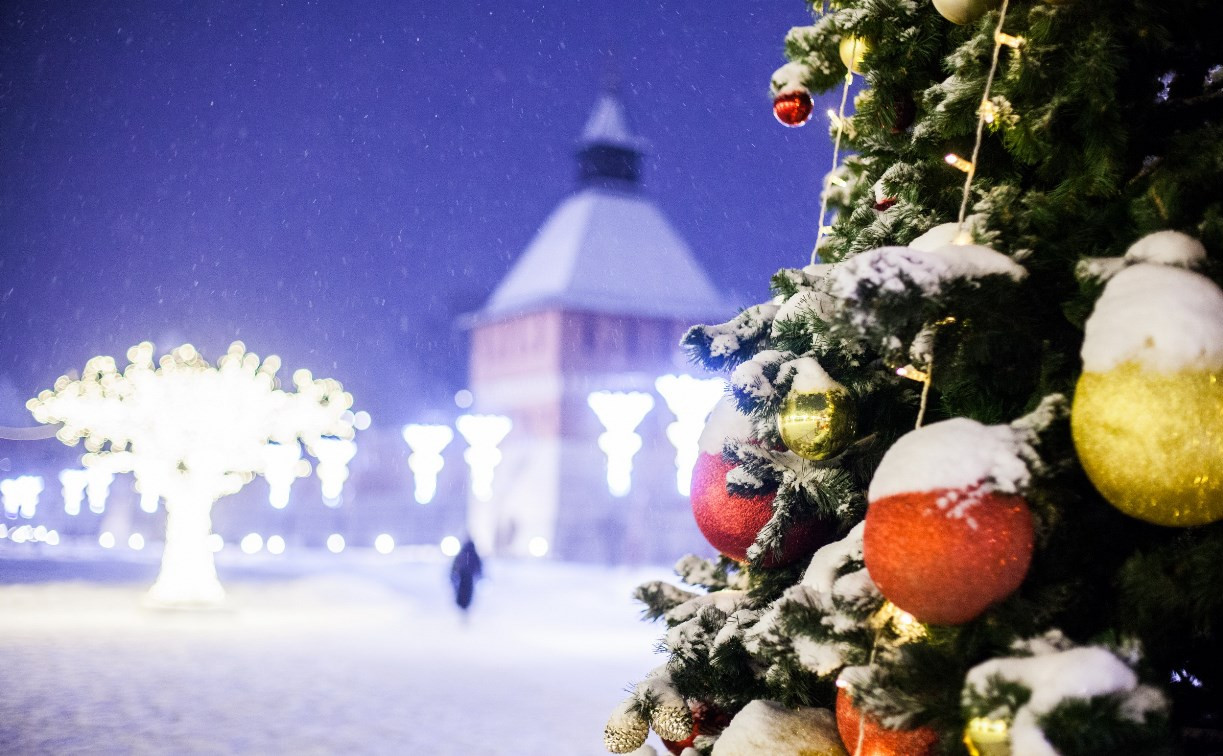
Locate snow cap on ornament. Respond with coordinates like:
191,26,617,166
770,62,813,127
1072,244,1223,526
710,700,846,756
864,417,1036,624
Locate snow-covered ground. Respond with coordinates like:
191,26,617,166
0,550,678,755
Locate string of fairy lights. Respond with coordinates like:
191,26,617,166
794,3,1028,752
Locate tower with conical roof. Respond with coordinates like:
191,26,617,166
467,91,726,563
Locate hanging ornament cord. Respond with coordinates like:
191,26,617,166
812,48,857,266
915,361,934,429
956,0,1013,231
852,621,888,756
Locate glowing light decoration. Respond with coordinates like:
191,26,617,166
326,533,346,553
456,414,512,502
527,536,549,558
587,391,655,497
84,466,114,514
266,535,286,555
240,532,264,554
129,533,146,551
59,469,88,516
263,441,309,509
401,424,454,504
2,475,44,520
310,436,357,505
26,341,355,607
655,375,726,496
99,532,115,549
374,533,395,554
440,535,462,557
139,486,160,514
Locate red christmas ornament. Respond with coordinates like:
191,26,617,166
690,452,824,566
835,687,937,755
660,701,732,755
863,487,1034,625
773,89,814,127
888,94,916,134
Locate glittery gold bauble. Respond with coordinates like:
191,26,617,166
778,388,856,460
838,36,869,75
1072,364,1223,527
932,0,1001,24
963,717,1011,756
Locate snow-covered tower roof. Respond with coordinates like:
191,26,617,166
476,92,726,322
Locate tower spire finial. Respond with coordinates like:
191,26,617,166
577,90,646,190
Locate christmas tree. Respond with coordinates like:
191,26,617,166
605,1,1223,754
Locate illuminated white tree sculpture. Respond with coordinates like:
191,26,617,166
401,424,454,504
587,391,655,497
2,475,43,519
456,414,512,502
654,375,726,496
27,341,354,607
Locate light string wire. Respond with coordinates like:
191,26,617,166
812,49,857,266
956,0,1013,230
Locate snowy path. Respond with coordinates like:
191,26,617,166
0,555,675,755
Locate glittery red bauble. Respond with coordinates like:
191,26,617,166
773,90,814,127
661,702,732,755
863,488,1034,625
690,451,824,565
835,687,937,755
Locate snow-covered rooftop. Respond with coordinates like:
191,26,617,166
478,188,727,322
476,92,726,323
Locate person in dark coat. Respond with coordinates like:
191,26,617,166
449,539,483,613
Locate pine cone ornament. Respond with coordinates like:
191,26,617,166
605,700,650,754
651,704,695,742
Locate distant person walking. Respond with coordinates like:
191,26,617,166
450,539,483,616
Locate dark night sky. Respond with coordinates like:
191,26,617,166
0,1,837,426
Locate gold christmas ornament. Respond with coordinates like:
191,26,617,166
778,387,857,460
1073,260,1223,527
1071,364,1223,526
963,717,1011,756
838,35,869,75
932,0,1001,25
